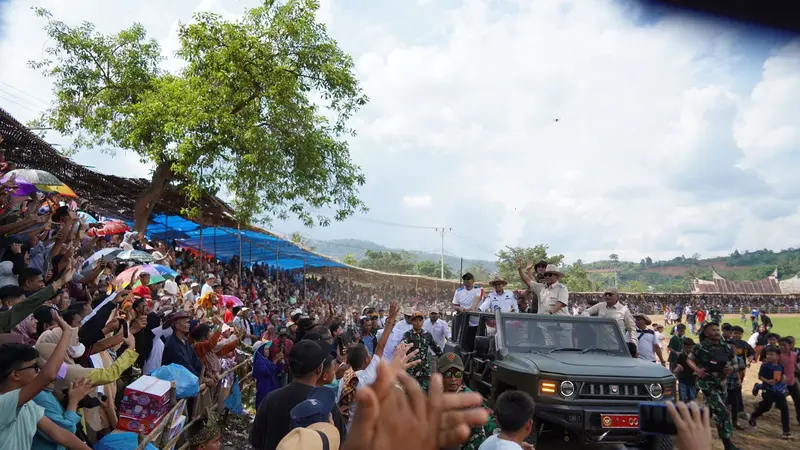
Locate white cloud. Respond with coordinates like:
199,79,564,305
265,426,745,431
402,195,432,209
2,0,799,265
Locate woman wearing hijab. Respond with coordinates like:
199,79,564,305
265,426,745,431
252,340,282,409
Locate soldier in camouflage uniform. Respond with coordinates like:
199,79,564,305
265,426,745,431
402,311,442,393
708,308,723,326
438,353,496,450
686,318,741,450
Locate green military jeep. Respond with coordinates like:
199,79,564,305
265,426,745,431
447,311,676,448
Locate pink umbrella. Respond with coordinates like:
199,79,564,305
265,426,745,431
222,295,243,308
88,220,130,237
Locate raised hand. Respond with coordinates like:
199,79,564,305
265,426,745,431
391,342,420,372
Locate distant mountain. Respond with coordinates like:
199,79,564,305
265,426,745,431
307,238,499,273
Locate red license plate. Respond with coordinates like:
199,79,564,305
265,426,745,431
600,414,639,429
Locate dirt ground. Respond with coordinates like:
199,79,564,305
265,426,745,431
222,320,800,449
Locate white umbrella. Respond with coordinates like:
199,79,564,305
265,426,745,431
82,248,123,271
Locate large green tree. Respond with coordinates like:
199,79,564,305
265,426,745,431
414,260,454,279
358,250,415,274
463,263,491,281
30,0,367,232
342,253,357,266
496,245,564,285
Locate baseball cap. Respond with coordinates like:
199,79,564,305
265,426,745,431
289,340,328,376
438,353,465,373
277,423,340,450
278,326,288,336
290,387,336,429
462,272,474,281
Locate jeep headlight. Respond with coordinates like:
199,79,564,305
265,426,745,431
559,380,575,397
648,383,663,399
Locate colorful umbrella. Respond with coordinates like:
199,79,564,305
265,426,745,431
1,169,77,198
116,265,166,288
82,248,122,271
77,211,98,224
222,295,243,308
115,250,156,264
88,220,130,237
150,264,178,278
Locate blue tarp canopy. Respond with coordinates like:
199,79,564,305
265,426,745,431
127,215,344,271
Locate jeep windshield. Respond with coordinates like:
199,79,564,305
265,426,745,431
500,316,628,355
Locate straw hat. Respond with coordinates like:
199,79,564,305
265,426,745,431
543,264,565,278
488,276,507,286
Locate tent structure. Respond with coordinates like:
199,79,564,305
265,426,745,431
692,266,781,294
128,215,344,271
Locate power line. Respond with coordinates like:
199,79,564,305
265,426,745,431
0,93,41,113
350,216,440,230
0,81,49,106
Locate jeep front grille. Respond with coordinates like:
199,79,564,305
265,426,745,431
578,382,652,400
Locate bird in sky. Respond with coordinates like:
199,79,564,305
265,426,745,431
553,118,560,122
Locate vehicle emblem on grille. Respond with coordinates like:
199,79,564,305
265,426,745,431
610,385,619,394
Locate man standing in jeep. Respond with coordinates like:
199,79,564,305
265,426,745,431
516,261,569,316
453,272,483,351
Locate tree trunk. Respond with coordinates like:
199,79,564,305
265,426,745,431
133,160,173,234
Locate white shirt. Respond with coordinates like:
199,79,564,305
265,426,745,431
338,355,381,429
380,320,413,363
479,290,518,313
200,283,214,298
627,330,657,362
453,286,483,326
478,435,524,450
655,330,667,349
144,327,173,375
423,319,451,350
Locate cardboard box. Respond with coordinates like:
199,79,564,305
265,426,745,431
164,415,186,450
116,415,164,434
120,376,171,422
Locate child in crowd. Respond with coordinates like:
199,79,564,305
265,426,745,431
722,324,747,428
749,345,791,439
759,333,781,361
478,391,536,450
673,338,697,401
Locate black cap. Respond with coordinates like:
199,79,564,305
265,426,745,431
534,260,548,268
278,326,288,336
462,272,474,281
289,340,328,376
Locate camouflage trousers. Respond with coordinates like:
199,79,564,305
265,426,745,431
701,387,733,439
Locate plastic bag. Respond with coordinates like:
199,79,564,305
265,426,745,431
224,376,244,415
96,432,159,450
151,363,200,398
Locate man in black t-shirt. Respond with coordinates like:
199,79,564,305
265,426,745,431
249,340,346,450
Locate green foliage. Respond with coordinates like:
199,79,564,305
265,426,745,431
414,260,454,279
30,0,368,227
620,280,648,293
609,253,619,262
562,263,594,292
358,250,415,275
290,232,314,250
496,245,564,286
342,253,357,266
464,264,491,281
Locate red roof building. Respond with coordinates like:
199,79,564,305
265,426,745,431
692,267,781,294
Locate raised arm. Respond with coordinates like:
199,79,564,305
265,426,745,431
374,302,398,358
20,311,73,406
516,259,533,288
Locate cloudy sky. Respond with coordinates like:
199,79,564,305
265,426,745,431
1,0,799,265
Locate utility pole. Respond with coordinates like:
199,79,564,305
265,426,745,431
435,227,452,279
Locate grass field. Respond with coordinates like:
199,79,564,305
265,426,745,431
656,314,800,449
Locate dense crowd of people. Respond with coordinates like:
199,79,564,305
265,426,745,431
1,165,799,450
